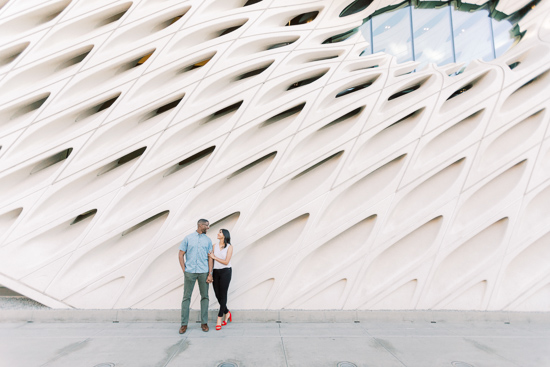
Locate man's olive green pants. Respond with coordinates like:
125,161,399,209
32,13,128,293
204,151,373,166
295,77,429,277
181,272,209,325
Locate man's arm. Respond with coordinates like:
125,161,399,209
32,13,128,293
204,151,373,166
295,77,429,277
178,236,188,274
179,250,186,273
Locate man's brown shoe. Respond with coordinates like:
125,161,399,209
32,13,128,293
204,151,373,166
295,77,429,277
201,323,209,332
179,325,187,334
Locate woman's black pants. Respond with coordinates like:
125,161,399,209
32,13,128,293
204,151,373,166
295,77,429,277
212,268,232,317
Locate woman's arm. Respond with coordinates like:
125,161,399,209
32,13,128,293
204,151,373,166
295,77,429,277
209,246,233,265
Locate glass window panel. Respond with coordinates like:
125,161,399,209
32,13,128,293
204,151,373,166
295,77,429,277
492,18,516,58
359,19,373,56
451,6,495,64
372,4,413,63
412,5,454,69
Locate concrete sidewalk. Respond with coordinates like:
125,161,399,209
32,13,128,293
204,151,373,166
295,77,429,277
1,319,548,367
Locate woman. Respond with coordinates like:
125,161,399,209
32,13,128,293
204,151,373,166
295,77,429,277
209,228,233,330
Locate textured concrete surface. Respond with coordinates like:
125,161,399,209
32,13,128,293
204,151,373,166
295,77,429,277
0,286,48,310
2,0,550,313
0,297,47,310
2,309,550,324
0,320,548,367
0,286,21,296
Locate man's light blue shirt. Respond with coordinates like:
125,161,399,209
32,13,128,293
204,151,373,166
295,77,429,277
179,231,212,273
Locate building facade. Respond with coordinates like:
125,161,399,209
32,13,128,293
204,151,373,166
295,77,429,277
0,0,549,311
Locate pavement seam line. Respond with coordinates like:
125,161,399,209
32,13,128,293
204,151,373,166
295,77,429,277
162,338,187,367
39,337,92,367
279,323,290,367
41,325,109,367
359,324,407,367
462,337,523,367
371,336,408,367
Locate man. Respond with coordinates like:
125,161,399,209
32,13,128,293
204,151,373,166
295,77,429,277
178,219,214,334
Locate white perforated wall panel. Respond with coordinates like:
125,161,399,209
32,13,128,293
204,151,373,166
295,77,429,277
0,0,550,311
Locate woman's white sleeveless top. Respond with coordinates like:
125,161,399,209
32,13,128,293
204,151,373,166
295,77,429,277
213,243,231,269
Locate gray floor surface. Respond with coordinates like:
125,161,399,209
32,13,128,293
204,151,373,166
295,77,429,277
0,320,548,367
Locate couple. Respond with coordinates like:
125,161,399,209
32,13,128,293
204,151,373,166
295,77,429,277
178,219,233,334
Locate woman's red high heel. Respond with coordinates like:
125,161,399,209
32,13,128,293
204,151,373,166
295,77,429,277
222,311,232,326
215,325,222,331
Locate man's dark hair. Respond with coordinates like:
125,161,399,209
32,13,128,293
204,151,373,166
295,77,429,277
197,219,209,226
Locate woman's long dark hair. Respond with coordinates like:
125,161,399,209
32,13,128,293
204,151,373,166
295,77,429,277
221,229,231,248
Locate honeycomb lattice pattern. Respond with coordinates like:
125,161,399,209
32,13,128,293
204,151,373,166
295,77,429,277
1,0,550,311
